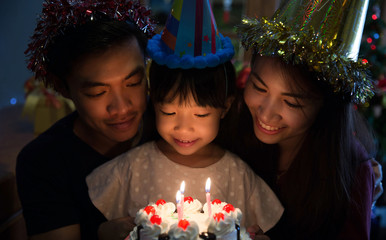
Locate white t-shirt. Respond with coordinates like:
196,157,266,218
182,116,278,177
86,141,283,232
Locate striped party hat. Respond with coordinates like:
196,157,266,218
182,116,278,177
147,0,234,69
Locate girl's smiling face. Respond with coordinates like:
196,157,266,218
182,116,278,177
154,93,226,159
243,56,323,149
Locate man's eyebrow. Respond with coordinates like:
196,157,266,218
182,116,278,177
124,66,145,80
80,79,106,88
251,71,307,99
80,66,145,89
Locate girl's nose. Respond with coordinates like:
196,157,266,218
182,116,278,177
173,114,194,132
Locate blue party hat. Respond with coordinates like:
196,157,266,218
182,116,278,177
147,0,234,69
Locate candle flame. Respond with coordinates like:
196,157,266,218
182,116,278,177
180,181,185,194
176,190,181,203
205,178,211,192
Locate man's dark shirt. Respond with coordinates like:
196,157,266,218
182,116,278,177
16,112,109,239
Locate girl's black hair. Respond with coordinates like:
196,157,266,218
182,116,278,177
149,60,236,108
46,19,147,90
143,60,237,143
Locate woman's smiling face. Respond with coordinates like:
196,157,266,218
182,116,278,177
243,56,323,149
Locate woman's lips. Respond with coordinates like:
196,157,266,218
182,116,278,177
256,118,283,135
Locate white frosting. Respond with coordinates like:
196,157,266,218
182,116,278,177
152,202,176,217
168,220,200,240
134,209,152,226
203,201,227,216
208,213,236,237
224,207,242,226
128,199,251,240
240,228,252,240
183,199,203,214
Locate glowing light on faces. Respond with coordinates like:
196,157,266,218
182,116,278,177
243,57,323,149
68,40,147,150
154,94,223,159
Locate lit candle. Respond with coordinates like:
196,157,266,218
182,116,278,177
176,190,183,222
205,178,211,216
180,181,185,218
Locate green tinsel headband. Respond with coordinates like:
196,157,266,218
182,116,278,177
236,17,374,104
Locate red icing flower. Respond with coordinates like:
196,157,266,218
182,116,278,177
213,213,225,222
184,196,193,203
150,215,162,225
223,204,235,213
212,199,222,205
156,199,166,206
144,206,156,215
178,219,190,230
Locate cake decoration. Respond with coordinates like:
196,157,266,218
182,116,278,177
127,198,250,240
169,219,200,240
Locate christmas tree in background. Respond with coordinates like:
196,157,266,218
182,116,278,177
359,0,386,163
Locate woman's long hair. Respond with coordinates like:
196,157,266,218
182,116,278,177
228,55,376,238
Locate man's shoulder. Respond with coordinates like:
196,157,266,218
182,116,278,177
115,141,156,165
17,113,76,164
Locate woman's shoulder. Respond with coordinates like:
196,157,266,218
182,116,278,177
351,138,377,185
353,138,372,162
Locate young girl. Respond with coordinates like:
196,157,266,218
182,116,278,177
86,0,283,238
86,58,283,236
230,0,379,239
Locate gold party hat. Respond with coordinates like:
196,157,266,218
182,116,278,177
237,0,374,103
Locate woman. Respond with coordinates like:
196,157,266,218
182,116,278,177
233,55,376,239
229,0,378,239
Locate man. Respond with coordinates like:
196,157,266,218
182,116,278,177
16,1,154,239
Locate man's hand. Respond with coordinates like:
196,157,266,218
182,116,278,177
98,216,136,240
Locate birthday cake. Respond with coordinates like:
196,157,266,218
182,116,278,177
127,198,251,240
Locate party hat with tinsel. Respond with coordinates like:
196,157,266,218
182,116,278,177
147,0,234,69
26,0,155,84
237,0,374,103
